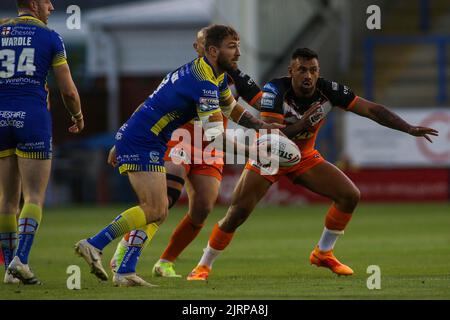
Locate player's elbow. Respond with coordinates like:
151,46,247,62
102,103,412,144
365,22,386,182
61,88,79,103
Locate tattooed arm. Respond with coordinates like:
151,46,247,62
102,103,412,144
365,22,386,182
350,97,439,142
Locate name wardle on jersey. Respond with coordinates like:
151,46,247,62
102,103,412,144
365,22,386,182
0,14,67,107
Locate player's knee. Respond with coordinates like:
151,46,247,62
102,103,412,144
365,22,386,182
190,201,214,225
0,200,20,215
221,204,252,230
156,207,169,224
140,201,168,224
340,186,360,209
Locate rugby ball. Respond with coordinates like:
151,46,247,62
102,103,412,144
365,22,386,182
256,134,301,167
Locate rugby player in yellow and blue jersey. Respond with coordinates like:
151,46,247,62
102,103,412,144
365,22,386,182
75,24,281,287
1,0,84,285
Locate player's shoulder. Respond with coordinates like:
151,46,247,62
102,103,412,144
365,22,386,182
190,57,223,86
317,77,348,91
263,76,291,95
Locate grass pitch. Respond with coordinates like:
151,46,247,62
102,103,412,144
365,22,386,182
0,203,449,300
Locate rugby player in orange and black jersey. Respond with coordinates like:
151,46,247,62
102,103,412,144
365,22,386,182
260,76,356,158
186,47,438,281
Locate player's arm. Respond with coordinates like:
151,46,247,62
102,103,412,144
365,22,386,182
53,63,84,133
350,97,439,142
221,94,283,130
226,68,263,110
51,31,84,133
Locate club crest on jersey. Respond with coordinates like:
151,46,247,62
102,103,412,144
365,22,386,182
1,27,11,36
149,151,160,164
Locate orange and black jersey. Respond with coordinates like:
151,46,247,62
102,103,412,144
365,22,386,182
260,77,358,156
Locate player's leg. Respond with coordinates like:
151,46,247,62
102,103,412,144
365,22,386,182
188,169,271,280
7,158,51,284
293,160,360,275
154,169,220,277
109,161,186,273
0,155,21,284
76,170,167,283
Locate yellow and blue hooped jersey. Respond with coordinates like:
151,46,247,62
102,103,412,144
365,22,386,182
0,14,67,109
131,56,232,142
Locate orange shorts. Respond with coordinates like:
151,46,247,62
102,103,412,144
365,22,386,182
164,141,224,181
245,149,324,184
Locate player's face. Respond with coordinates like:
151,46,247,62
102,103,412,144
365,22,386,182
217,36,240,72
289,58,320,96
193,31,206,57
35,0,54,24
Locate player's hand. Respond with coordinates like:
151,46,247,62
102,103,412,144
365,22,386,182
408,126,439,143
69,115,84,133
108,146,118,167
303,103,326,127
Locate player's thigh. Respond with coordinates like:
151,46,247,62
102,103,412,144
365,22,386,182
219,169,272,231
0,155,21,212
293,161,360,206
186,173,220,223
17,158,52,206
165,160,187,192
127,171,168,221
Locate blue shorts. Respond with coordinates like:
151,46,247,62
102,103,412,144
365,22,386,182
115,115,167,175
0,103,52,159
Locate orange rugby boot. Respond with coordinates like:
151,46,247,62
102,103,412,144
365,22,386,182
309,246,354,276
187,265,211,281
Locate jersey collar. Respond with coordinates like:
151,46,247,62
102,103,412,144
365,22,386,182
17,13,45,25
202,56,220,79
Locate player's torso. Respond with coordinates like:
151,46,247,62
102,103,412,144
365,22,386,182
0,16,55,108
268,78,330,156
133,57,227,142
282,89,330,156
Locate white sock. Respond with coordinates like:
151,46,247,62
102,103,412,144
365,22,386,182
317,227,344,251
198,244,222,268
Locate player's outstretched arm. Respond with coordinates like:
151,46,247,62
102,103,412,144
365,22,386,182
53,63,84,133
350,97,439,143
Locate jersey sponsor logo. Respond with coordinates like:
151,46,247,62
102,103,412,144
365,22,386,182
199,97,219,112
0,110,26,128
263,83,279,95
261,92,276,109
343,85,350,95
332,81,338,91
1,26,11,36
202,89,218,98
10,28,36,37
